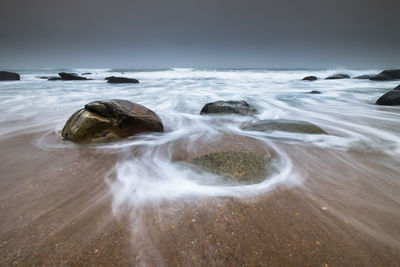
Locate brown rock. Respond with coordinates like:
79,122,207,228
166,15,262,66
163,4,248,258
62,99,163,143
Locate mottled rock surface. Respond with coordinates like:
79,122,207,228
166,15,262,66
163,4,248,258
188,151,273,184
62,99,163,143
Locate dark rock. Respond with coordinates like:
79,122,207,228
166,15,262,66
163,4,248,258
241,119,328,134
325,74,350,80
62,99,164,143
188,151,273,184
302,76,317,81
200,100,257,115
81,72,92,75
376,90,400,106
353,74,374,79
0,71,20,81
47,77,63,81
105,76,139,84
394,85,400,90
58,72,88,80
370,69,400,81
308,91,322,94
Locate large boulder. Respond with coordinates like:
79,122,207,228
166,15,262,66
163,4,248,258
200,100,257,115
62,99,163,143
0,71,20,81
188,151,273,184
376,90,400,106
242,119,328,134
370,69,400,81
325,74,350,80
105,76,139,84
302,76,317,81
353,74,374,79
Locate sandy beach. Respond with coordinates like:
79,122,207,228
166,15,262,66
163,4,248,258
1,126,399,266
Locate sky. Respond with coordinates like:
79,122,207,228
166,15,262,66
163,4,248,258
1,0,399,69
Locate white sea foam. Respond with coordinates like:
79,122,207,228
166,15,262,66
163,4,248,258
1,68,400,203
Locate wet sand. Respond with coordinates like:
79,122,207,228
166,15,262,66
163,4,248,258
1,131,400,266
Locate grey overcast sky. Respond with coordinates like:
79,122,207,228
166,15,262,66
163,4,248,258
1,0,399,69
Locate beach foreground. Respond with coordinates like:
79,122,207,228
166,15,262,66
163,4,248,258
1,130,399,266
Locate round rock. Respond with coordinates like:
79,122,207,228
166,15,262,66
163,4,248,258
200,100,257,115
62,99,163,143
376,90,400,106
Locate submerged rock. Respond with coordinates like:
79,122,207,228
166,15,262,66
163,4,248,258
200,100,257,115
62,99,163,143
325,74,350,80
353,74,374,79
370,70,400,81
242,119,327,134
105,76,139,84
308,90,322,94
188,151,273,184
376,90,400,106
302,76,317,81
0,71,20,81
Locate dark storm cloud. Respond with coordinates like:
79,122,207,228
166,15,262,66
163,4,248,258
1,0,399,68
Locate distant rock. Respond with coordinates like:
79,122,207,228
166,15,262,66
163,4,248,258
302,76,317,81
200,100,257,115
62,99,163,143
188,151,273,184
353,74,374,79
81,72,92,75
59,72,88,80
47,77,63,81
241,119,328,134
105,76,139,84
308,90,322,94
0,71,20,81
370,70,400,81
376,90,400,106
48,72,88,81
325,74,350,80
